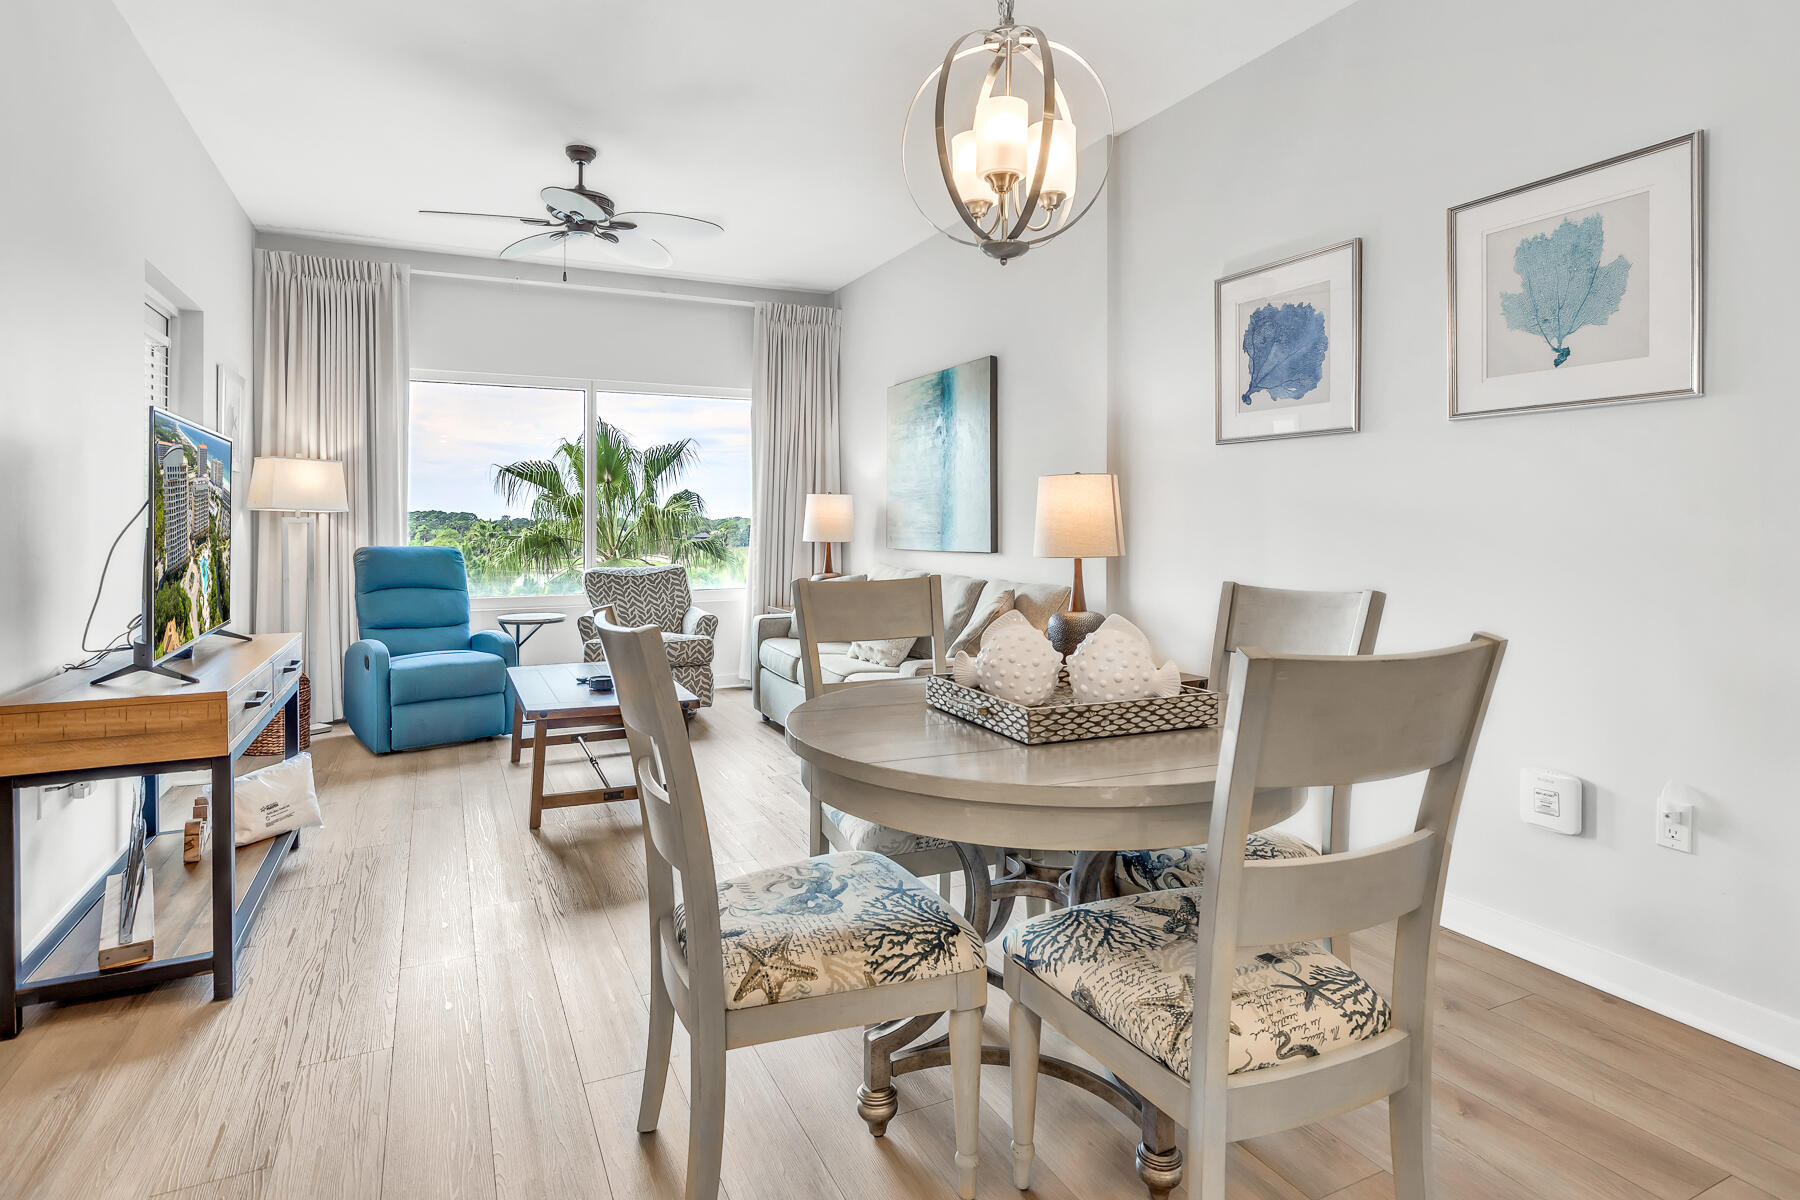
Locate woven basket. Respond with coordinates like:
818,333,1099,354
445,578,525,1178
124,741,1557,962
925,671,1220,745
247,673,312,756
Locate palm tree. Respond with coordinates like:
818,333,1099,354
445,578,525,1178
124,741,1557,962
489,419,728,588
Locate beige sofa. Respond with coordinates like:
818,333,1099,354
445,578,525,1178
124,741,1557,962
751,564,1072,725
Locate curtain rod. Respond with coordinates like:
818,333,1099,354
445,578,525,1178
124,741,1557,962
410,266,830,310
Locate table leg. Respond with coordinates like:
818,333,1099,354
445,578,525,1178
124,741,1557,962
510,698,524,765
2,779,19,1039
211,757,236,1000
528,718,548,830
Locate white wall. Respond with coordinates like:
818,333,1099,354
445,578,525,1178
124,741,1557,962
835,195,1110,604
834,0,1800,1060
0,0,255,949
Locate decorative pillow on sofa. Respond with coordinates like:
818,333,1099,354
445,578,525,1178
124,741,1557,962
947,587,1015,657
848,637,916,668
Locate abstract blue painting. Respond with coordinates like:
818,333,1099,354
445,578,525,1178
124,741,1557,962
886,356,997,552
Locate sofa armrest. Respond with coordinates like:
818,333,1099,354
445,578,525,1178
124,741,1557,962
344,638,393,755
470,628,518,668
682,604,719,639
752,611,793,642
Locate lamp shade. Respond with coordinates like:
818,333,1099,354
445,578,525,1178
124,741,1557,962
247,456,349,513
1033,473,1122,558
802,493,854,542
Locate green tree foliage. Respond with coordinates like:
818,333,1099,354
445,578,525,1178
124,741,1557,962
407,421,750,596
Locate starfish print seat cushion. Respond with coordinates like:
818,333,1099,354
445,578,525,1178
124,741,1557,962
1114,829,1320,895
1002,888,1391,1077
674,851,985,1010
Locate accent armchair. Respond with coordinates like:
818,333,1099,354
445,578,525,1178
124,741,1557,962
343,546,518,754
577,564,718,707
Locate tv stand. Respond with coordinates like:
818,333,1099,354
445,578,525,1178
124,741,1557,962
1,632,305,1038
89,628,252,687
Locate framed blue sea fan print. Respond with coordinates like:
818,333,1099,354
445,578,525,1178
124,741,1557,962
1449,131,1703,418
1214,239,1361,444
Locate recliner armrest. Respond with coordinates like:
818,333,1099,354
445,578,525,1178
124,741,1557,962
470,628,518,668
344,638,393,754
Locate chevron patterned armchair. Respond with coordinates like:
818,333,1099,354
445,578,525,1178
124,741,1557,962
576,564,718,707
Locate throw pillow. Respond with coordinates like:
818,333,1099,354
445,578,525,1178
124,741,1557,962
230,752,325,847
947,587,1016,657
848,636,916,668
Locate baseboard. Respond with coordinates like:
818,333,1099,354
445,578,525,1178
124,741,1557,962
714,675,747,690
1440,893,1800,1070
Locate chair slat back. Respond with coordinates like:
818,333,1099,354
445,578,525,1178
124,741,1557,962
1208,582,1384,690
791,575,948,700
594,615,725,999
1187,634,1504,1139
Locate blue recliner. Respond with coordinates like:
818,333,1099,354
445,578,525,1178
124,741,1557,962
343,546,518,754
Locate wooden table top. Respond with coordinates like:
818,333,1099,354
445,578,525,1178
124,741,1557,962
507,662,696,718
784,678,1301,850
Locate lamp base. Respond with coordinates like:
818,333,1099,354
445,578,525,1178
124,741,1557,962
1047,609,1106,657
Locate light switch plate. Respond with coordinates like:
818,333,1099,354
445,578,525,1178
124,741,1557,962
1520,768,1582,834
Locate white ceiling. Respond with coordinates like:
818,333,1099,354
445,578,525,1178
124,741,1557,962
116,0,1352,293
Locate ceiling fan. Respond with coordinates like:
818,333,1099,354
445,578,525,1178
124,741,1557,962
421,143,723,275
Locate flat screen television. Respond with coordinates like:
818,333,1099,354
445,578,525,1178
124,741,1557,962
94,407,239,685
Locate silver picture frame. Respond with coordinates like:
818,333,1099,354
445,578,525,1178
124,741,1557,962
1214,238,1362,445
1447,130,1705,420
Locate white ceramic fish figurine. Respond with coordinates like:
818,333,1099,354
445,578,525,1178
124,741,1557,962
1066,614,1182,704
956,610,1063,707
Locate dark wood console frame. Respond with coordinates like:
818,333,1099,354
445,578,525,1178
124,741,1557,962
0,632,304,1039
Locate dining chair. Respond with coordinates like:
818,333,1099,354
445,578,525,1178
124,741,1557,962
596,613,989,1200
1115,582,1385,963
790,575,966,882
1005,634,1505,1200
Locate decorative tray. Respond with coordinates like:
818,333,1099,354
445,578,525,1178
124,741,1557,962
924,671,1221,745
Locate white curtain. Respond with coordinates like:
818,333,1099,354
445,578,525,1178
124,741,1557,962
743,302,840,677
252,250,410,723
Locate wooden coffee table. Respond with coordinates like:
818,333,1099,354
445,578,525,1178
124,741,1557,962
507,662,699,829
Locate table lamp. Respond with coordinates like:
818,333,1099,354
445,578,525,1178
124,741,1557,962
248,456,348,730
1034,472,1123,656
802,492,854,580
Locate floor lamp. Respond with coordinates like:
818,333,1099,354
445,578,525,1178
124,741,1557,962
248,456,348,734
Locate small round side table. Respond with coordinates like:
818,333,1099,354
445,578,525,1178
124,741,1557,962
496,612,566,650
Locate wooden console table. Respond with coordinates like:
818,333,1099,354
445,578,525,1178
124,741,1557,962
0,632,304,1039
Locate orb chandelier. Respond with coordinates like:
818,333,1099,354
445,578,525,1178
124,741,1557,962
903,0,1111,263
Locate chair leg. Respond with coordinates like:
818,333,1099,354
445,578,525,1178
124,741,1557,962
950,1007,982,1200
1137,1104,1184,1200
638,978,675,1133
687,1029,728,1200
1008,1001,1041,1191
1390,1079,1433,1200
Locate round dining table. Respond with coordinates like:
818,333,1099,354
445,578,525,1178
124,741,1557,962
784,677,1303,1199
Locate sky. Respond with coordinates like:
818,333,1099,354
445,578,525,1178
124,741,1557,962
408,381,751,520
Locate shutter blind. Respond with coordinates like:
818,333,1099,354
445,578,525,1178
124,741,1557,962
144,302,171,409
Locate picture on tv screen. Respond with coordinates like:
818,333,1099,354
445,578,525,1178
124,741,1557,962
150,408,232,658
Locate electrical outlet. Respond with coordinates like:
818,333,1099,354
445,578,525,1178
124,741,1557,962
1655,780,1699,853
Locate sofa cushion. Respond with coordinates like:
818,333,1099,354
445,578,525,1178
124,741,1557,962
982,577,1072,632
817,653,874,685
947,586,1015,657
1003,890,1391,1078
674,852,983,1010
758,637,804,683
389,649,506,706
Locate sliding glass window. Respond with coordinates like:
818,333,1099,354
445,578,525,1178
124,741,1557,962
407,378,750,597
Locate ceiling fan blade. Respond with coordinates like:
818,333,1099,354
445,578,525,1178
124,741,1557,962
421,209,557,224
499,230,569,260
541,186,608,223
609,211,724,240
591,232,674,269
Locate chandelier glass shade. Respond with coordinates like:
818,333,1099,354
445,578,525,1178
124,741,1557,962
903,0,1111,263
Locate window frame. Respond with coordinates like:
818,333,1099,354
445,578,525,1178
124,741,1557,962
407,369,752,603
145,294,175,411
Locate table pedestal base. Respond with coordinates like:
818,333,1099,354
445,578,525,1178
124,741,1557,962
858,842,1182,1199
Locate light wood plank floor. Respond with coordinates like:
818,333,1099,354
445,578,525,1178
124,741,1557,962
3,688,1795,1200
